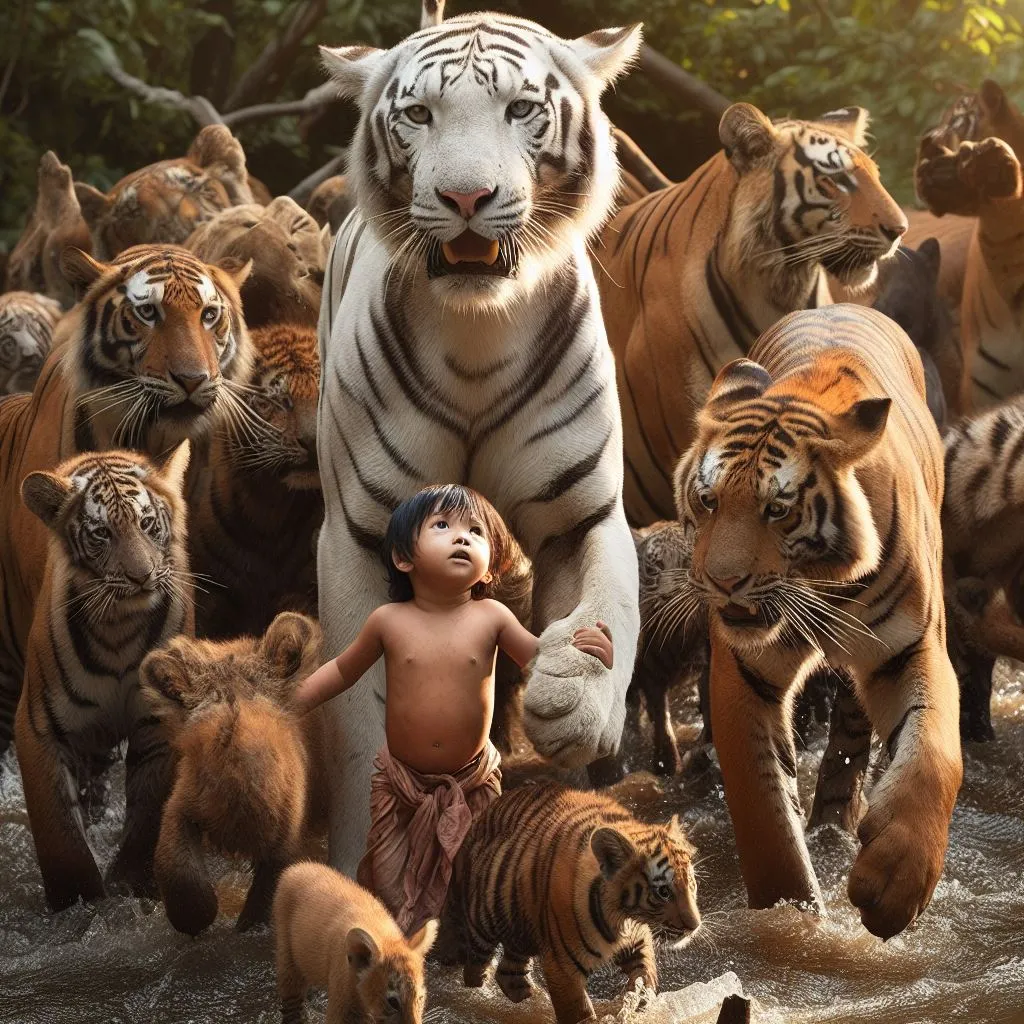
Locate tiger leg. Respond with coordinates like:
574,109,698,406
613,920,657,997
540,949,595,1024
317,524,390,876
274,882,307,1024
642,665,681,776
154,778,218,936
946,576,997,742
808,670,871,834
849,634,962,939
495,950,536,1003
14,692,104,910
461,921,497,988
0,647,22,760
710,639,822,912
107,722,174,897
237,857,289,932
523,513,640,770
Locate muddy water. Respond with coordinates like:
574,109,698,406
2,667,1023,1023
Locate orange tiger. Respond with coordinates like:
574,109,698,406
187,322,322,639
671,303,962,938
0,244,251,756
74,125,255,260
916,78,1024,415
15,444,192,910
448,783,699,1023
592,102,906,525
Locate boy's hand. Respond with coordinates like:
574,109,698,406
571,621,613,669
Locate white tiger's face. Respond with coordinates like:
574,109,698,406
322,14,641,308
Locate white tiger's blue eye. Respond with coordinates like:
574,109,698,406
405,104,432,125
508,99,537,120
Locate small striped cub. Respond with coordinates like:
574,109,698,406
448,783,700,1024
273,861,436,1024
15,443,193,911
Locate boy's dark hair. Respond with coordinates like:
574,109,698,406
382,484,517,602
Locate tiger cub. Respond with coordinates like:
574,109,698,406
273,861,437,1024
140,611,328,935
448,783,700,1024
0,291,61,395
943,395,1024,740
14,443,193,911
187,322,323,639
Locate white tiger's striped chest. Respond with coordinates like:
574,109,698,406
320,228,624,548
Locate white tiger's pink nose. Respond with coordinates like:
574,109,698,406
438,187,495,219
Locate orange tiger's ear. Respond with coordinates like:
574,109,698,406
720,103,777,172
591,826,636,879
138,646,193,708
263,611,321,679
706,358,772,409
818,106,870,148
73,181,111,226
158,440,191,496
21,471,75,528
215,256,253,287
979,79,1008,121
346,927,381,974
60,246,109,289
819,397,891,466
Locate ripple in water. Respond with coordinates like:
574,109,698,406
2,668,1023,1022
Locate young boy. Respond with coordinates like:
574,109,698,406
295,483,613,933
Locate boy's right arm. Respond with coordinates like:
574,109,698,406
293,608,386,713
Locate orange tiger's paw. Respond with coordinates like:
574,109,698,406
848,812,945,940
957,137,1022,201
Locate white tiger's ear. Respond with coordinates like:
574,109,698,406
720,103,778,172
817,106,870,148
707,358,772,408
591,826,636,879
22,471,75,528
320,44,389,103
820,397,891,465
569,24,643,87
159,440,192,495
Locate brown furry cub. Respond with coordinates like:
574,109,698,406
274,861,437,1024
140,611,328,935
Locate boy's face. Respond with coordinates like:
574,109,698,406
395,506,492,593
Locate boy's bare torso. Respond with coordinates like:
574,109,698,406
376,598,510,774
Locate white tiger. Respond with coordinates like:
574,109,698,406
317,12,643,872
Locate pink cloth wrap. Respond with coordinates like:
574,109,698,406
356,742,502,933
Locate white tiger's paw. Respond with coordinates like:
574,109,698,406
522,622,616,767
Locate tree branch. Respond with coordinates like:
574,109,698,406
223,81,339,128
82,29,223,126
223,0,328,112
638,44,731,121
287,151,347,207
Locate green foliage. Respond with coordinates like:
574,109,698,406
1,0,1022,248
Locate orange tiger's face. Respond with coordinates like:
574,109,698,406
238,324,320,490
62,244,252,450
674,357,888,652
721,103,907,295
21,445,190,617
591,817,700,941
